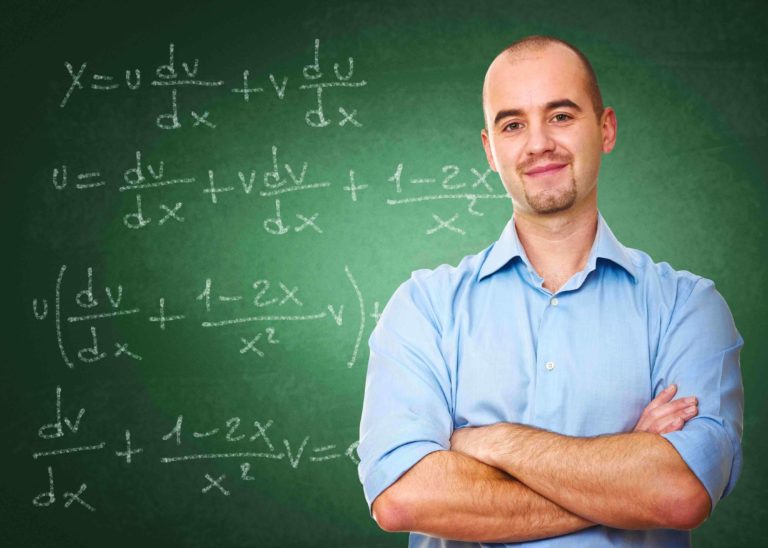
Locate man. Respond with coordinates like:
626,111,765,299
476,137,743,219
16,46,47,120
357,35,744,546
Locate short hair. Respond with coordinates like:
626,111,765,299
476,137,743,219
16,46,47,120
485,35,605,121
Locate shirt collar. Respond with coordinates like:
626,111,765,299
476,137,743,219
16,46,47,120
478,211,638,283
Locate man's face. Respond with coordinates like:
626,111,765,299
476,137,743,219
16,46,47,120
481,44,616,216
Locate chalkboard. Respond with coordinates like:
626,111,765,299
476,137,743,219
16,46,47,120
3,1,766,546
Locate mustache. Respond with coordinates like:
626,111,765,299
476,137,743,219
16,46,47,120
519,154,572,172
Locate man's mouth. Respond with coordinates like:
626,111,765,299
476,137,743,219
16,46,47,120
525,163,567,177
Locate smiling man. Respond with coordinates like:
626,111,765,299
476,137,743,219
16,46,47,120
358,36,744,546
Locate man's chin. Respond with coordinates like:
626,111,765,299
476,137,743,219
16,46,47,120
525,193,577,215
533,204,574,215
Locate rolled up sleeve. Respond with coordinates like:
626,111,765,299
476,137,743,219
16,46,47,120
357,274,453,515
655,278,744,512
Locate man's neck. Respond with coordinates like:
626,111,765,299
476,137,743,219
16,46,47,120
514,205,599,294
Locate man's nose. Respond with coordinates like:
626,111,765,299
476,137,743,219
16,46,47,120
525,121,556,156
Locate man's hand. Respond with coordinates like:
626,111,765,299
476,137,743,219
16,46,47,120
633,384,698,434
450,422,507,463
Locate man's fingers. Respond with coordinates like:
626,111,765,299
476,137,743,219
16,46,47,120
642,403,698,434
656,404,698,434
635,390,698,433
642,394,697,423
658,416,686,435
653,397,698,420
634,386,699,434
644,384,677,411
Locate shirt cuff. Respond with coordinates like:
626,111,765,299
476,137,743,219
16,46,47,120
359,441,447,516
661,416,736,513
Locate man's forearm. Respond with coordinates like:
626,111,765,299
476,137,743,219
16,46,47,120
462,424,710,530
373,449,595,542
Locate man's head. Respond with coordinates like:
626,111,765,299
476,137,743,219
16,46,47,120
481,36,617,217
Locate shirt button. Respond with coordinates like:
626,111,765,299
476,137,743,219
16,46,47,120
545,361,555,370
550,297,559,306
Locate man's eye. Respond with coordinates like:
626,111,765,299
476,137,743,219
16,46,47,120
553,113,572,122
504,122,522,131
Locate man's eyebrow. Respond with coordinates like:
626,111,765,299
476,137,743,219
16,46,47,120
493,99,583,126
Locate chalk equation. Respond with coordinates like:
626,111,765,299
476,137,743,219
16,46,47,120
60,40,367,130
32,264,379,370
51,147,506,235
32,386,361,511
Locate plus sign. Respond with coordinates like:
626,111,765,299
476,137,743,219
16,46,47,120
115,429,143,464
231,69,264,102
203,170,234,204
149,297,185,330
343,170,368,202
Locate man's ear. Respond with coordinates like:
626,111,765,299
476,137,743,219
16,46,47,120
481,128,498,172
601,107,617,154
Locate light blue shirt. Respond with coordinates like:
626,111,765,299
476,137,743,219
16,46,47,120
358,212,744,547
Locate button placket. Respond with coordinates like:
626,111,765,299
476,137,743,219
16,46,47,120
533,289,565,425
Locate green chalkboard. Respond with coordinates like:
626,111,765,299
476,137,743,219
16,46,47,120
3,1,766,546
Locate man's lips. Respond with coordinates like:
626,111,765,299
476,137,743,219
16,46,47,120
525,163,567,176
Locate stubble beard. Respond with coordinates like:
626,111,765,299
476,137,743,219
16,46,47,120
522,171,578,215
